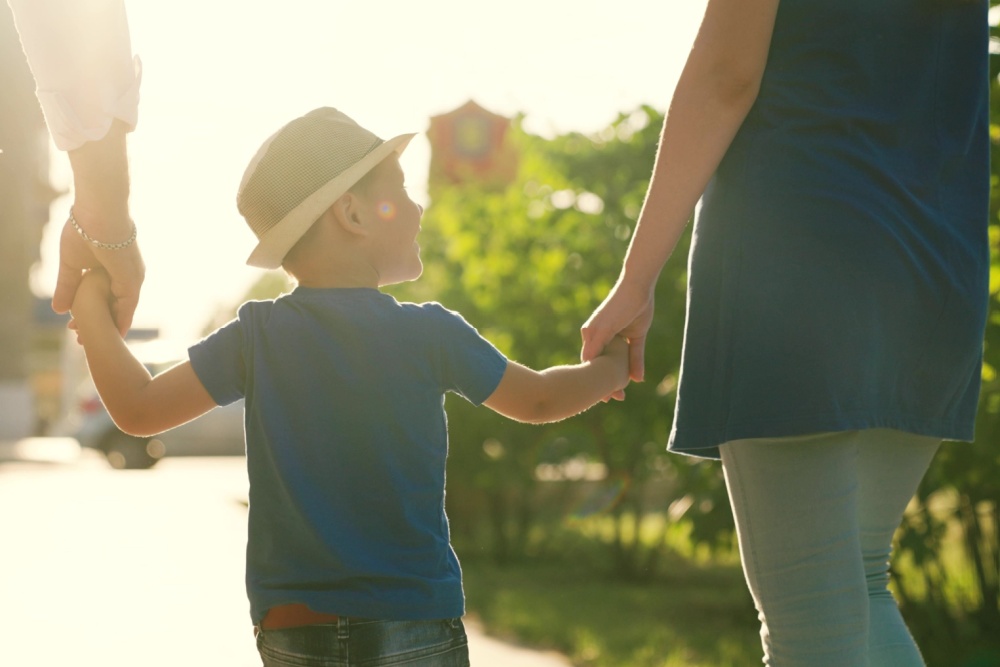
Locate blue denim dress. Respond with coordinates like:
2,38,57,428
669,0,990,459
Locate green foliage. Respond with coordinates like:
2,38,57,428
461,556,758,667
391,108,733,576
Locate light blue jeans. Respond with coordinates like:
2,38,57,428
719,429,940,667
255,617,470,667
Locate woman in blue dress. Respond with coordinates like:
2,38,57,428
582,0,989,664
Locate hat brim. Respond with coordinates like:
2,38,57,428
245,132,416,269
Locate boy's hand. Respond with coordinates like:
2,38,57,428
68,269,114,340
598,335,631,401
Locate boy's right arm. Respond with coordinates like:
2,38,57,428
71,271,218,437
482,337,630,425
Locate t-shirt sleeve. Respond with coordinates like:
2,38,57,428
188,313,248,407
429,304,508,406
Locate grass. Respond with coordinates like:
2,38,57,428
456,500,1000,667
460,554,760,667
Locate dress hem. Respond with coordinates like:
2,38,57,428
668,413,976,461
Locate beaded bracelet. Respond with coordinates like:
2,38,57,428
68,207,137,250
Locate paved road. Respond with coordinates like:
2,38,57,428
0,441,570,667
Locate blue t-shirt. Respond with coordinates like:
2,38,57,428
188,287,508,623
670,0,990,458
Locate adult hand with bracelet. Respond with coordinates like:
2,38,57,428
52,119,145,337
7,0,144,336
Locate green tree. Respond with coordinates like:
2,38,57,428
391,109,733,576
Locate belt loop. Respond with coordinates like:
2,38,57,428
337,616,349,641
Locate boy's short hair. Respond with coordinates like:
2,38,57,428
237,108,414,270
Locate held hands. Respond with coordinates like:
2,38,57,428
581,278,655,384
597,335,631,402
52,120,145,337
52,208,144,338
68,268,115,344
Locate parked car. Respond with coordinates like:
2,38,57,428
58,338,246,469
73,387,245,469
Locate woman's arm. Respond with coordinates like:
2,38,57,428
8,0,145,334
483,338,630,424
71,271,217,437
581,0,780,378
7,0,140,150
55,119,146,337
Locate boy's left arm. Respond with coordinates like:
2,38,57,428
482,337,630,424
71,271,218,437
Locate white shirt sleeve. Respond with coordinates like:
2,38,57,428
7,0,141,151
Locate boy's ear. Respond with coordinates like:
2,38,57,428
327,192,368,237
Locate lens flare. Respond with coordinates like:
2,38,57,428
377,201,397,220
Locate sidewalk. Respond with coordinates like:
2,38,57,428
0,443,571,666
0,436,81,463
467,618,572,666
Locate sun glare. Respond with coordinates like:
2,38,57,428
34,0,706,343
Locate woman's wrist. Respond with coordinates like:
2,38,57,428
69,208,137,251
617,259,659,301
67,120,132,236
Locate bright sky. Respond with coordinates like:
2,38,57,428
32,0,707,342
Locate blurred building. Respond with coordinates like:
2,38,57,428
0,6,59,438
427,100,518,192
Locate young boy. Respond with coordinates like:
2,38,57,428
70,107,629,666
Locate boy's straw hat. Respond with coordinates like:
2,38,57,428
238,107,415,269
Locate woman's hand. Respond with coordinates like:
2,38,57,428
52,120,145,337
53,212,144,337
581,278,655,384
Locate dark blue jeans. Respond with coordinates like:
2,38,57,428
255,617,470,667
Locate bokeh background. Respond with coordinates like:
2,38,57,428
1,2,998,666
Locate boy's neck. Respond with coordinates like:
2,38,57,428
294,266,380,290
285,238,382,289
